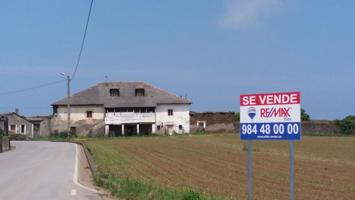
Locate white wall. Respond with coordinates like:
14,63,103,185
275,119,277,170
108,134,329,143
155,104,190,134
55,104,190,134
56,106,105,122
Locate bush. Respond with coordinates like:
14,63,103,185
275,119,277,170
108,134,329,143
335,115,355,135
234,112,240,122
183,190,203,200
0,128,4,137
50,131,77,139
301,109,310,121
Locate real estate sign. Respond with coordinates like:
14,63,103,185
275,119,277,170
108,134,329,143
240,92,301,140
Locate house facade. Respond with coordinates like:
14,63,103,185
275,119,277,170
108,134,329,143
26,116,51,137
0,112,34,136
51,82,191,136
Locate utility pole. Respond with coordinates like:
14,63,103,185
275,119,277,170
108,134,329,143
61,73,71,140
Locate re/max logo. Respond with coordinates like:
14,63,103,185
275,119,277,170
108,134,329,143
260,107,291,118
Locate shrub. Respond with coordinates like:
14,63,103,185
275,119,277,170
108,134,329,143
335,115,355,135
301,109,310,121
0,128,4,137
183,190,203,200
234,112,240,122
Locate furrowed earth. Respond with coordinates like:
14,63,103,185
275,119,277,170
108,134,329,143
82,134,355,200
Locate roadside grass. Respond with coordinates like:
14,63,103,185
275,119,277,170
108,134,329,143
95,174,226,200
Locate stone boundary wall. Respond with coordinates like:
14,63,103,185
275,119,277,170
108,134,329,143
190,112,235,133
0,136,10,153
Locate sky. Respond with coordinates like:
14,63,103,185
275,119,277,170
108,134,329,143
0,0,354,119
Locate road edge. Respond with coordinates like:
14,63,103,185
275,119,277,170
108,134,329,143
74,144,100,193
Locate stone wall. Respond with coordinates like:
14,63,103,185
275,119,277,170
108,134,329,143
301,121,342,135
0,116,8,135
0,136,10,153
190,112,235,133
39,117,51,136
50,117,105,136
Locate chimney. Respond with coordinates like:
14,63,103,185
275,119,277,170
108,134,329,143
15,108,19,114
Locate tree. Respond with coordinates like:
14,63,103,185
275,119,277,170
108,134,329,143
235,112,240,122
301,108,310,121
335,115,355,134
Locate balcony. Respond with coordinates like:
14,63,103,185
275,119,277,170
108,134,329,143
105,112,155,124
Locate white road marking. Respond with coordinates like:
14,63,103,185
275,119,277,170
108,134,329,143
73,144,100,193
71,189,77,196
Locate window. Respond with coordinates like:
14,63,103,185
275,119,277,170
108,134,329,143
106,108,114,113
147,107,155,113
110,89,120,96
10,125,16,132
168,109,174,116
53,106,58,114
87,111,93,118
135,88,145,96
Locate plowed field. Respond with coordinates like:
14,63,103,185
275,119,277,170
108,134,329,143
84,135,355,200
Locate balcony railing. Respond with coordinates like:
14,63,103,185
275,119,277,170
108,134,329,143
105,112,155,124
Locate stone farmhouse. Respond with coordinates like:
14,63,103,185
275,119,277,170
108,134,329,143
51,82,191,136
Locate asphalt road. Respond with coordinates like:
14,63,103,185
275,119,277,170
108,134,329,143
0,141,101,200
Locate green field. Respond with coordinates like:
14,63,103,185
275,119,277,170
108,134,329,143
82,134,355,200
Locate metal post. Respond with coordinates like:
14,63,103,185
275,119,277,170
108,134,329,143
289,141,295,200
248,140,253,200
67,75,71,140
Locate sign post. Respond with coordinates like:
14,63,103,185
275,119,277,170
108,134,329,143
247,140,253,200
289,141,295,200
240,92,301,200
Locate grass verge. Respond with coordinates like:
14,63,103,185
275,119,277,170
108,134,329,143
95,174,224,200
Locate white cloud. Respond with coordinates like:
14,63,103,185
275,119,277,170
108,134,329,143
218,0,284,30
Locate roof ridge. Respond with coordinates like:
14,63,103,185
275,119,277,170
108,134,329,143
52,82,101,105
143,82,191,103
53,81,191,106
98,81,146,85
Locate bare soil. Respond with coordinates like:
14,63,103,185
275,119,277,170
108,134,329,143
84,135,355,200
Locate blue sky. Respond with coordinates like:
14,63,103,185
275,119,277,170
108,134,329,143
0,0,354,119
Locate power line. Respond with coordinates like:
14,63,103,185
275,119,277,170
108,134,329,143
0,80,65,96
0,1,94,97
71,0,94,80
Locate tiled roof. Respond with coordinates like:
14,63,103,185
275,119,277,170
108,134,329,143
52,82,191,107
